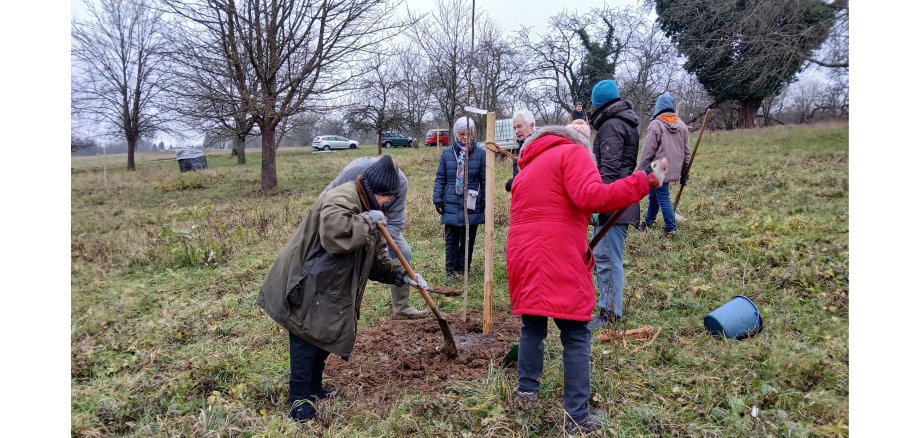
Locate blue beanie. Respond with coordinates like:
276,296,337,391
591,79,620,109
653,92,675,116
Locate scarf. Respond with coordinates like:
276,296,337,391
656,113,679,124
453,139,476,195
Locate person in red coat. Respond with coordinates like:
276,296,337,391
506,124,666,434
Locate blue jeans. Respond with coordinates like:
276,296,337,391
386,231,411,263
387,231,412,304
645,183,675,231
518,315,591,422
592,224,628,318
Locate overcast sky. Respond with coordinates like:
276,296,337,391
69,0,646,145
72,0,646,34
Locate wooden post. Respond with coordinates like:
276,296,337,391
483,111,495,333
103,146,108,191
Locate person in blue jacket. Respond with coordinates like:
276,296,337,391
433,116,487,278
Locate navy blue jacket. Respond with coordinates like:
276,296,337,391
433,141,487,226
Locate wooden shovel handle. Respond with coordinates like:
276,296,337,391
674,109,712,210
375,221,445,320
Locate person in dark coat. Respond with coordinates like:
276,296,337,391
323,157,429,319
257,155,429,422
570,101,586,122
505,109,537,192
433,116,487,278
587,79,641,329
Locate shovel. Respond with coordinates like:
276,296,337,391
376,221,459,358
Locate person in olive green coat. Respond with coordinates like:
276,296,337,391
256,155,429,422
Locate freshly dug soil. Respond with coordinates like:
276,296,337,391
325,311,520,405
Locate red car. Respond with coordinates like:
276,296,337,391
425,128,450,146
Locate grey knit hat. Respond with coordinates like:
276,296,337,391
362,155,400,196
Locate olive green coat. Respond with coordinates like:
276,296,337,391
256,182,406,357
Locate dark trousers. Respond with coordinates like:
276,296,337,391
518,315,592,422
289,331,331,403
444,224,479,275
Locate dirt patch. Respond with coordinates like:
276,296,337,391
325,311,520,406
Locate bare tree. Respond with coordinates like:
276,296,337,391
518,7,638,116
411,0,473,128
807,1,849,69
72,0,173,171
617,17,683,133
165,0,405,189
166,18,257,164
518,83,567,126
343,52,407,155
394,46,434,142
470,16,522,120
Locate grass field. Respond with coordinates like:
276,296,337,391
71,123,848,437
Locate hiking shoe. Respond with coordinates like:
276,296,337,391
289,400,317,422
663,229,676,239
566,409,607,436
309,386,338,401
514,391,537,408
638,222,653,232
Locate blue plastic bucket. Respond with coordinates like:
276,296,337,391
704,295,763,339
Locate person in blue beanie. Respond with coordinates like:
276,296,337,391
586,79,641,329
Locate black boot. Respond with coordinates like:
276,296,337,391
308,348,337,401
289,378,316,422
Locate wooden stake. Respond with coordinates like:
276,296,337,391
103,146,108,191
674,108,712,211
483,112,495,333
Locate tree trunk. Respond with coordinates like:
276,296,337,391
740,97,762,129
233,135,246,165
127,136,137,171
260,125,277,189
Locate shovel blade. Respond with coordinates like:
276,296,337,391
436,317,459,358
427,285,463,296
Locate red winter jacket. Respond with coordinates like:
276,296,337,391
506,127,651,321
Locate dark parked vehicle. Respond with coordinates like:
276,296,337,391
425,128,450,146
379,132,415,148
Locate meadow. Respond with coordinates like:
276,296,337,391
71,122,848,436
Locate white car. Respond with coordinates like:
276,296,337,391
312,135,359,151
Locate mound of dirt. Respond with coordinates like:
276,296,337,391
324,311,520,406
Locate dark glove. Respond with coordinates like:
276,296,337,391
434,202,445,215
505,178,513,192
680,175,689,186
